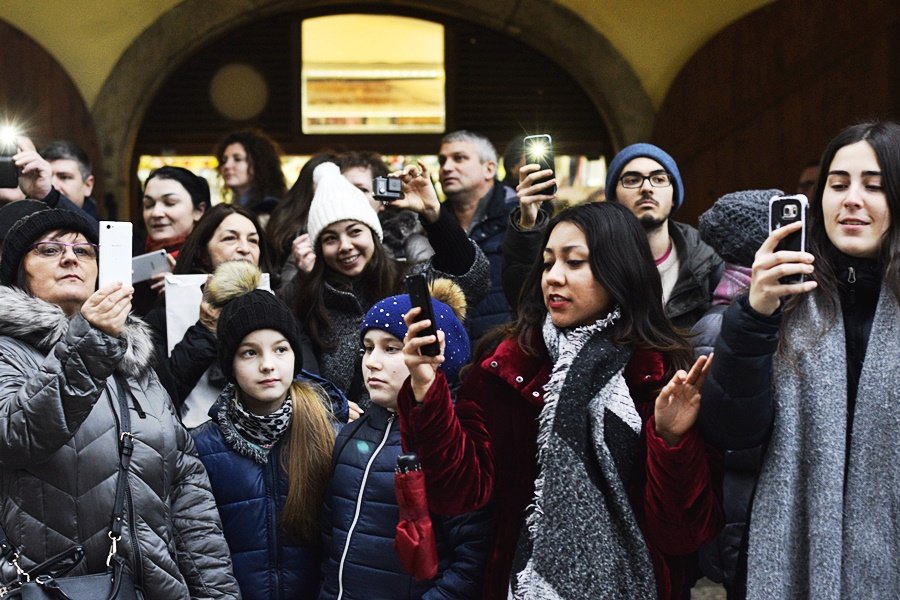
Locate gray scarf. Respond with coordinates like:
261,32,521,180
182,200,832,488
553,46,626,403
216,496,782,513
747,287,900,599
510,309,657,599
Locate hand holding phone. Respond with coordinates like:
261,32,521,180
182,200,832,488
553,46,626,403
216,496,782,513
405,273,440,356
99,221,133,288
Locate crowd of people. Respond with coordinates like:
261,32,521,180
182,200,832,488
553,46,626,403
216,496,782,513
0,119,896,599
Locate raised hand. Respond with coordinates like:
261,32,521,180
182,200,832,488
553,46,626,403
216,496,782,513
748,221,818,316
516,163,557,229
390,162,441,224
13,136,53,199
654,353,713,447
402,307,446,402
290,233,316,273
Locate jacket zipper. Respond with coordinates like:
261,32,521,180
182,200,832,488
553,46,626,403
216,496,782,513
266,452,281,598
848,266,857,307
336,414,394,600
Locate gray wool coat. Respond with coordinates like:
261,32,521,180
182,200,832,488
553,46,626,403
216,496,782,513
0,285,241,599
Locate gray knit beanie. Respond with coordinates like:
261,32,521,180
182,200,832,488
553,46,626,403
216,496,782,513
698,189,782,267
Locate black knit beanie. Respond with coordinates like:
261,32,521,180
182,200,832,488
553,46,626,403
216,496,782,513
698,188,782,267
0,208,99,286
217,289,304,383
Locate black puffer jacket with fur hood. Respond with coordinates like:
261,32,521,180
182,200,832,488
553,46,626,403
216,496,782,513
0,286,241,599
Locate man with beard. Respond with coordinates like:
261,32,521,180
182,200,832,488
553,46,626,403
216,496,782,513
605,143,722,329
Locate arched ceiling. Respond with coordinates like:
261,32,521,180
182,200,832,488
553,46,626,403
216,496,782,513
1,0,772,110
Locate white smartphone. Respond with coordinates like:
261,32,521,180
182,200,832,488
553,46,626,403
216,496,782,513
99,221,133,288
132,249,169,283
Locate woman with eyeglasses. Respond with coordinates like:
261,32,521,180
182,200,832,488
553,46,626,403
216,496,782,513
0,208,240,598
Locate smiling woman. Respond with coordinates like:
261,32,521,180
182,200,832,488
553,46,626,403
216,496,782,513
700,121,900,599
286,160,490,404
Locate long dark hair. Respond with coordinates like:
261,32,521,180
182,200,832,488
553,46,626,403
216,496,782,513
292,226,403,351
496,202,692,369
174,204,272,275
805,121,900,312
266,153,336,267
215,129,287,208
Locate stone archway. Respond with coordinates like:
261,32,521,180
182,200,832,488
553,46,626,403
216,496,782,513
92,0,653,215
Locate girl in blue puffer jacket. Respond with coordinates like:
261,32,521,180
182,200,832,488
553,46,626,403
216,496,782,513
320,280,490,600
192,268,346,600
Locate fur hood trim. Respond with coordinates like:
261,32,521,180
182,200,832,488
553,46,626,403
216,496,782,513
0,285,156,379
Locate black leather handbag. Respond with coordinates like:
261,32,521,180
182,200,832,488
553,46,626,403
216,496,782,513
0,378,141,600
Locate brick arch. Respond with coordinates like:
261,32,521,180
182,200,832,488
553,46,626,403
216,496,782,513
93,0,654,216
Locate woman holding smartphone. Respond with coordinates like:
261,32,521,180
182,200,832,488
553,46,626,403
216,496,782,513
699,121,900,599
399,202,722,599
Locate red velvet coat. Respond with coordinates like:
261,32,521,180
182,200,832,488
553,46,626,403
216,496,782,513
397,335,722,600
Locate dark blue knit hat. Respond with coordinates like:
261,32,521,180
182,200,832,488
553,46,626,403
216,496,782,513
360,294,470,387
605,143,684,212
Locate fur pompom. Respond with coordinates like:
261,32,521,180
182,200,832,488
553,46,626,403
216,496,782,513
204,261,262,308
429,278,467,321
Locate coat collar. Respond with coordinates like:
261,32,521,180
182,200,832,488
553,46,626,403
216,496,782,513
480,335,552,407
0,285,156,379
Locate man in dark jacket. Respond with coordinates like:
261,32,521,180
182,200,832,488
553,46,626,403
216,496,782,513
438,130,517,341
605,143,722,329
502,143,721,331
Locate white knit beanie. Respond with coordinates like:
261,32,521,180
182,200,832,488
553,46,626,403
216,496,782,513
306,162,384,246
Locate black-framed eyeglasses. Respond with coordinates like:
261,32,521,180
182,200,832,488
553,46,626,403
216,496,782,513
29,241,99,260
619,171,672,189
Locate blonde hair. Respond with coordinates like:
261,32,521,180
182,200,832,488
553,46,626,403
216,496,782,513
279,380,336,542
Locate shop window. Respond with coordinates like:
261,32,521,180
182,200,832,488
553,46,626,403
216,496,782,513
301,14,445,134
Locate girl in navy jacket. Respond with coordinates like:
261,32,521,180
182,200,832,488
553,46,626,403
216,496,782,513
192,275,345,600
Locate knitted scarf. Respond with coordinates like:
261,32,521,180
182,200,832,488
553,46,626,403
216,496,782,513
215,384,293,464
510,309,657,599
747,286,900,599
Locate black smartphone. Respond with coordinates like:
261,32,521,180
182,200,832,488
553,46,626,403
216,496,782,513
769,194,809,283
404,273,440,356
0,134,18,189
523,134,556,195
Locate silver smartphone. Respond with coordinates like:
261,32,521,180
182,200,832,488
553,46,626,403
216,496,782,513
132,249,169,283
98,221,133,287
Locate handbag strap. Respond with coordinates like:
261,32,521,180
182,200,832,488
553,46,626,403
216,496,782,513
0,376,135,592
109,375,133,547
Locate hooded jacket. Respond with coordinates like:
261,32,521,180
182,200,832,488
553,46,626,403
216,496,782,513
0,285,240,599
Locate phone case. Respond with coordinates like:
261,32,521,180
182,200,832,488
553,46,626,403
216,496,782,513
99,221,133,287
769,194,808,283
405,273,440,356
523,134,557,195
